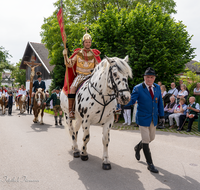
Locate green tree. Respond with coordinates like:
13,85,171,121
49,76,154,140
11,60,26,86
60,0,176,24
92,3,195,89
0,46,14,73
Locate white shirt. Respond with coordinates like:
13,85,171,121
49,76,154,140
178,90,188,97
187,102,200,112
194,88,200,93
1,90,8,97
18,89,26,96
144,82,155,95
175,104,187,112
162,91,167,97
168,88,178,97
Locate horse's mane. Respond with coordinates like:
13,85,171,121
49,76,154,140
21,94,26,102
93,57,132,78
35,88,45,99
92,56,132,94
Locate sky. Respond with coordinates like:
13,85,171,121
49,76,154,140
0,0,200,66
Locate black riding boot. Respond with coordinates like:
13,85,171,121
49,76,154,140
59,115,62,125
54,116,58,125
134,141,143,160
29,106,32,114
143,143,159,173
68,94,76,120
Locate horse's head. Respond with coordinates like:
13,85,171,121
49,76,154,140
105,55,132,105
21,94,26,102
1,94,6,102
35,88,45,107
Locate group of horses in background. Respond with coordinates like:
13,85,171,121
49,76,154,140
0,88,45,125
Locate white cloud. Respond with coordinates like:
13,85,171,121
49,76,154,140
0,0,56,64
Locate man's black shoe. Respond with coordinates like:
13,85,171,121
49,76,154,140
157,125,165,129
55,121,58,125
147,164,159,173
177,128,184,131
186,129,191,132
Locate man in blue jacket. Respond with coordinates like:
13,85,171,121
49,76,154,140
127,67,164,173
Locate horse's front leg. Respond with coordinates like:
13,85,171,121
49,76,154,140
40,108,44,125
33,107,39,123
102,122,112,170
64,113,80,158
2,105,5,115
80,123,90,161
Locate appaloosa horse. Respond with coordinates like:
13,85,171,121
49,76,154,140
61,55,132,170
33,88,46,124
0,94,8,115
18,94,27,114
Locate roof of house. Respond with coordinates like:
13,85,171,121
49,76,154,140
2,72,11,79
185,60,200,73
20,42,54,73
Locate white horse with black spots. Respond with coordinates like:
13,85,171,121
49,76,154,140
60,56,132,170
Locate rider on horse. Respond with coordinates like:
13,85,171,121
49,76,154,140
0,86,8,98
62,31,101,119
17,85,26,102
31,71,49,109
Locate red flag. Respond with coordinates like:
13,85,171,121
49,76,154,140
57,7,66,43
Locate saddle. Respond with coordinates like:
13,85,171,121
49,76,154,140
76,77,91,94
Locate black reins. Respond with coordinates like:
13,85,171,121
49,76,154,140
88,65,129,123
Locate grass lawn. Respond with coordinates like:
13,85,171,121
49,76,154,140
45,109,200,136
112,118,200,137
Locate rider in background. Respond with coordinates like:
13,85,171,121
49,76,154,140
17,85,26,102
31,72,49,109
0,86,8,97
62,31,101,119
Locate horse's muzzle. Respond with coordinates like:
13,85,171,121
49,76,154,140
118,92,131,105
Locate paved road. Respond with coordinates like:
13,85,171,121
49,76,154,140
0,108,200,190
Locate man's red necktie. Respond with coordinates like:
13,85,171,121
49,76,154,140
149,86,154,99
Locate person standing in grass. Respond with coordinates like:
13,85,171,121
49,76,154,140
44,86,63,125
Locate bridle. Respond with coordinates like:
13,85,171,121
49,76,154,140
35,92,46,108
88,64,130,123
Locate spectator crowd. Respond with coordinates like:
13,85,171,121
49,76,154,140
115,80,200,132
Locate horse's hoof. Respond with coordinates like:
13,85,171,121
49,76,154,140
81,155,88,161
102,163,111,170
40,123,44,125
73,152,80,158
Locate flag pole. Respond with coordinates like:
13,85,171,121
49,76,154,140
57,0,69,93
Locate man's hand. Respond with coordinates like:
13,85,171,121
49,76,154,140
43,102,46,106
63,49,68,56
159,117,165,124
187,106,192,110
